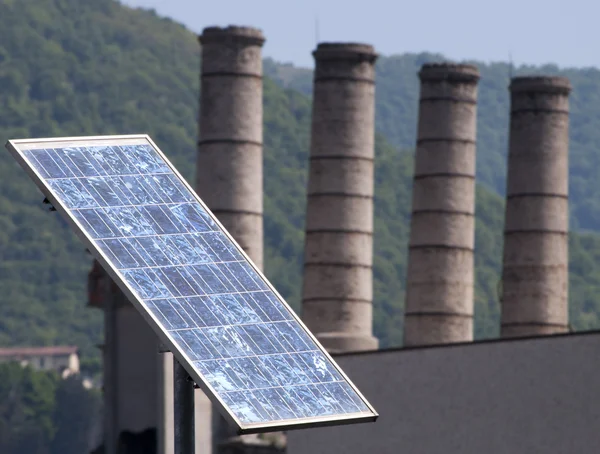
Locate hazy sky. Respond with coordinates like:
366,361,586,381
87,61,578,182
121,0,594,69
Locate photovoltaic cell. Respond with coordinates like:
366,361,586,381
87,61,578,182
6,135,377,433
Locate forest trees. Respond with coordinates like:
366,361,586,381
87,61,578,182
0,363,101,454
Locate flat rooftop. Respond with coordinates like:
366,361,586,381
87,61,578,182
288,331,600,454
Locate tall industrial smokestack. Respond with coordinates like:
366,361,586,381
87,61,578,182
196,25,265,453
301,43,379,353
403,63,480,347
501,76,571,337
197,25,265,269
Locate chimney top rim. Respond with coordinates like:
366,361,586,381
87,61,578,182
419,62,480,82
199,25,265,44
313,42,378,62
510,76,572,94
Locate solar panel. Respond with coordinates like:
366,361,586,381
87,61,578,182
5,135,378,434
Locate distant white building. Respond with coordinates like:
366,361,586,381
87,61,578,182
0,345,80,378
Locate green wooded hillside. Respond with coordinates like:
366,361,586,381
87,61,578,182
0,0,600,369
0,362,100,454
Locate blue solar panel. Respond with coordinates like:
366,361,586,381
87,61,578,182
6,135,377,433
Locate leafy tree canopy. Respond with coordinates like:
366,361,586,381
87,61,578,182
0,362,100,454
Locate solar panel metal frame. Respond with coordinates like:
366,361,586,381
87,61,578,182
5,134,378,434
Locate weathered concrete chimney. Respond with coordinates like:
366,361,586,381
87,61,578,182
501,76,571,337
196,25,265,269
403,63,480,347
196,25,266,453
301,43,379,353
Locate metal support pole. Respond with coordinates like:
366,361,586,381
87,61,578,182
104,278,119,454
174,357,195,454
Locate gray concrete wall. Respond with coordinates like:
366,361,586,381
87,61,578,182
404,63,480,346
95,268,161,454
115,305,159,433
288,332,600,454
501,77,571,337
302,43,379,353
196,25,265,270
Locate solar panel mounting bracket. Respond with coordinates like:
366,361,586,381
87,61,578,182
42,197,57,211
